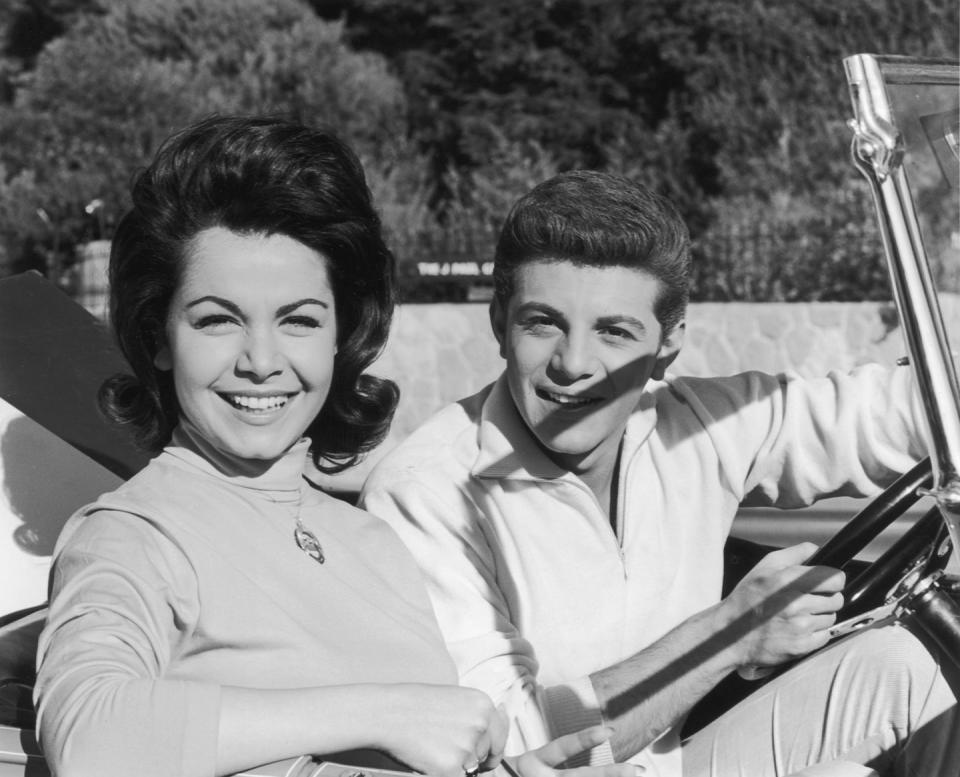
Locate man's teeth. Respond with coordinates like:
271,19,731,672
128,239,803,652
228,395,289,410
545,392,594,406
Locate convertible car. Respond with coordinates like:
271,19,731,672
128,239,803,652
1,53,958,776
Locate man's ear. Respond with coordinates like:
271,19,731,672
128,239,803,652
652,321,684,381
489,298,508,359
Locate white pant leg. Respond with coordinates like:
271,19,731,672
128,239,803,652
784,764,878,777
680,623,959,776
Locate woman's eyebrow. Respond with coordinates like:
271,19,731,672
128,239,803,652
277,298,330,316
185,295,240,313
183,296,329,316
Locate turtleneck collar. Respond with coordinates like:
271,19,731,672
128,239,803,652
164,418,311,503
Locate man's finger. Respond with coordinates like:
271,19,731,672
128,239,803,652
558,765,645,777
530,725,613,767
778,565,846,594
755,542,820,571
806,590,844,615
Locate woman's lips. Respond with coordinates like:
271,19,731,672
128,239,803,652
219,392,295,412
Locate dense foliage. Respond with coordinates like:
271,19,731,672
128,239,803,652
0,0,957,301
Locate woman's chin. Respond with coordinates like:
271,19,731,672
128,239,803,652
206,430,305,463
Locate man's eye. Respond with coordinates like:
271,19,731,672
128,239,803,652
601,326,633,340
522,316,558,333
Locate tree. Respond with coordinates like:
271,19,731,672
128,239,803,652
0,0,408,277
4,0,958,298
321,0,957,238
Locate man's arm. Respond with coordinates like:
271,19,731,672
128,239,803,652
362,475,844,764
360,476,594,757
587,364,922,759
589,543,844,760
736,364,929,507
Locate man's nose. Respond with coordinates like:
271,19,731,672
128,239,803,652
236,329,283,379
550,333,595,381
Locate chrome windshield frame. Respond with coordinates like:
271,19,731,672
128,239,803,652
844,53,960,556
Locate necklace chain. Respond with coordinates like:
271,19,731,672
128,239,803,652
266,481,325,564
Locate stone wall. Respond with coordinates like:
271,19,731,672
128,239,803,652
317,295,959,490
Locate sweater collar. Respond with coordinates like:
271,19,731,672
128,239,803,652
164,419,310,503
472,372,661,481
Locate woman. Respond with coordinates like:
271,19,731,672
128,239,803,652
33,116,641,777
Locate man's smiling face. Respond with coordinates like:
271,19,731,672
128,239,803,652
491,259,683,476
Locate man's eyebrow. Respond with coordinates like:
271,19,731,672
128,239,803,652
515,301,564,317
597,314,648,332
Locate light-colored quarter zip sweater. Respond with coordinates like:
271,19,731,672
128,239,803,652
359,365,928,777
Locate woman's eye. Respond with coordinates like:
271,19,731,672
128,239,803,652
194,314,238,330
282,315,321,330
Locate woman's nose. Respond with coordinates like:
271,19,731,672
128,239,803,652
236,330,283,379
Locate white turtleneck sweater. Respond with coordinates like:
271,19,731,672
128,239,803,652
35,423,456,777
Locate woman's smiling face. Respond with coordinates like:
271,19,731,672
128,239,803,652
154,227,338,462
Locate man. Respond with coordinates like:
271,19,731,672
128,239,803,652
359,171,958,775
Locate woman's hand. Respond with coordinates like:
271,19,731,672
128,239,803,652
377,683,508,777
507,726,643,777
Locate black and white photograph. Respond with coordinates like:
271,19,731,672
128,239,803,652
0,2,958,776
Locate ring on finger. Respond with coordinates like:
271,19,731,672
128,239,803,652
464,761,480,777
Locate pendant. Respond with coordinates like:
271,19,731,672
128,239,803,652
294,523,325,564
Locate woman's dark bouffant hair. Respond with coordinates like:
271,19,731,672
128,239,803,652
493,170,690,335
99,114,398,473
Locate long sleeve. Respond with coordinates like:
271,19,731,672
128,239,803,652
360,474,609,764
35,434,464,777
669,364,929,508
35,511,221,777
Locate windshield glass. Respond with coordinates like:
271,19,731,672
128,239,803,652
887,75,960,356
845,54,960,561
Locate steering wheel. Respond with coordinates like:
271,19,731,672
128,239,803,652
683,458,951,738
805,458,951,623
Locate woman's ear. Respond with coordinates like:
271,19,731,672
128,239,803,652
489,298,508,360
153,344,172,371
652,321,685,381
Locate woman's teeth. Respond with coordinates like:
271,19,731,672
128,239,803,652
227,394,289,410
